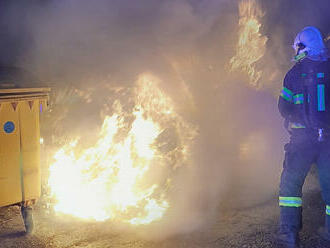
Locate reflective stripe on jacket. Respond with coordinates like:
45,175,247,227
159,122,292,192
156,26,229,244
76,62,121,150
278,58,330,129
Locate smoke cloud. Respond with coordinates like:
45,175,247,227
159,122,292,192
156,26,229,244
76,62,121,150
1,0,330,239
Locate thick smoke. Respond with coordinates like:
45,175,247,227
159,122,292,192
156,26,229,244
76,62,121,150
1,0,330,239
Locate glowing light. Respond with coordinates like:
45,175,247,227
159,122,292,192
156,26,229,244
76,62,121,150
230,0,268,87
48,74,197,225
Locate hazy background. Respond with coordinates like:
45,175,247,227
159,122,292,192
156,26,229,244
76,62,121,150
1,0,330,237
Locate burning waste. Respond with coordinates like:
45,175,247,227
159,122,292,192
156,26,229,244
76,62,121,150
47,74,197,225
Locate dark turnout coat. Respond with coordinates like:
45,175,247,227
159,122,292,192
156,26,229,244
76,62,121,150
278,58,330,130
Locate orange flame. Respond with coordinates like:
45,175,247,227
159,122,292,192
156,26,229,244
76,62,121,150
230,0,268,87
48,74,197,225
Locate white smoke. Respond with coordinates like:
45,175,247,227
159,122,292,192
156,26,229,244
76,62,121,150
0,0,297,239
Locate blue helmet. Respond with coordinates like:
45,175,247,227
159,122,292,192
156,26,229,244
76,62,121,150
293,26,327,61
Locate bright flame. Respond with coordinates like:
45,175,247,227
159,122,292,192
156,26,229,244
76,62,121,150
48,74,197,225
230,0,268,87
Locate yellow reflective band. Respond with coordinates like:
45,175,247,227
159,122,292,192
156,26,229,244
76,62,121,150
279,196,302,207
293,94,304,104
290,123,306,129
280,87,293,102
326,205,330,216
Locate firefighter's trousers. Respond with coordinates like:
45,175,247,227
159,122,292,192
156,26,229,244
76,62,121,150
279,132,330,233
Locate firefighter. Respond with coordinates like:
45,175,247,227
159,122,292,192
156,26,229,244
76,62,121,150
278,26,330,248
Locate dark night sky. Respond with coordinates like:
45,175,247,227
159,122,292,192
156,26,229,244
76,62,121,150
0,0,35,65
262,0,330,43
1,0,330,68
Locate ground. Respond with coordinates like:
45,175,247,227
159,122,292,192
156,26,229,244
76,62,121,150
1,173,330,248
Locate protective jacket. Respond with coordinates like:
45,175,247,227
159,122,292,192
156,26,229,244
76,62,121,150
278,58,330,130
277,26,330,247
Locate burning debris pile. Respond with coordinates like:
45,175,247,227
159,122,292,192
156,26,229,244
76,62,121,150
47,74,197,225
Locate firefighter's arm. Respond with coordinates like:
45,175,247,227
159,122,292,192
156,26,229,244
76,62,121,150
278,73,295,121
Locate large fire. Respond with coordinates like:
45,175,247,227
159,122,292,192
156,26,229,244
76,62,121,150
230,0,268,87
48,74,197,225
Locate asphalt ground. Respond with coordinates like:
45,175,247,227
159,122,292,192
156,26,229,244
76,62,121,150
1,173,330,248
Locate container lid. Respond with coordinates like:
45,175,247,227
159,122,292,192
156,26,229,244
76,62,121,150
0,88,50,102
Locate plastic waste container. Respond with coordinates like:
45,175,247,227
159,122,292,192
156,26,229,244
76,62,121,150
0,88,50,234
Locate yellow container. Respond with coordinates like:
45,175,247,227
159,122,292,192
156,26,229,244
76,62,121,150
0,88,50,207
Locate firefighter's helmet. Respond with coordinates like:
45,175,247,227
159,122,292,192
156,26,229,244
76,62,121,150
293,26,326,60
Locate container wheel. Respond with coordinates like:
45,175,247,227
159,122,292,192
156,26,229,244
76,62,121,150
21,205,34,234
